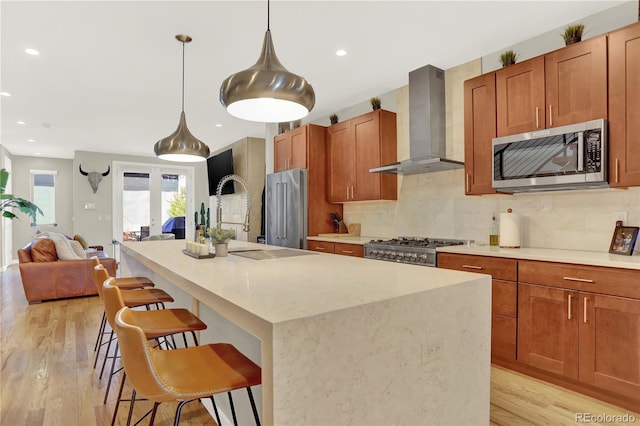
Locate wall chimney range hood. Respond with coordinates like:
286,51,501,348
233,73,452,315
370,65,464,175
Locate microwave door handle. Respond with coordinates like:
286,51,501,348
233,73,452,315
577,132,584,172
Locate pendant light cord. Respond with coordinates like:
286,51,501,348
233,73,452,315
267,0,270,31
181,40,185,112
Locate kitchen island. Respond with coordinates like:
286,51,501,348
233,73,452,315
120,239,492,426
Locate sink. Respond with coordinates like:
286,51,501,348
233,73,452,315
230,249,317,260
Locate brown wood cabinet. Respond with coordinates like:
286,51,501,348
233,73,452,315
608,22,640,187
307,241,364,257
273,124,342,237
463,73,497,195
327,110,397,202
274,125,323,172
518,259,640,408
495,35,607,137
437,253,517,361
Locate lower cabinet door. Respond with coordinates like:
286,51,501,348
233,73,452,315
518,283,579,379
307,241,335,253
492,315,516,360
334,243,364,257
579,293,640,398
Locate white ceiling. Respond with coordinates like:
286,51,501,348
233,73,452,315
1,1,625,160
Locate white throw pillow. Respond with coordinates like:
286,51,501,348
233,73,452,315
69,240,87,259
48,232,82,260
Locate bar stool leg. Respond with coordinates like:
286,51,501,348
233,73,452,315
247,387,261,426
228,392,238,426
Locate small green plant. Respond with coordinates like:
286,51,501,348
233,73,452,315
1,168,42,221
329,113,338,125
563,24,584,45
370,97,381,110
209,226,236,244
499,50,518,67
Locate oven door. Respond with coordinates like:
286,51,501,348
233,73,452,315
492,119,606,191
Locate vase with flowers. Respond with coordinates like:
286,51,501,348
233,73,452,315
209,226,236,257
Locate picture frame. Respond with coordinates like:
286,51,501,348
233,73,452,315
608,225,639,256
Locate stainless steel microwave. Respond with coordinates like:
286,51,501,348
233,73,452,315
492,119,607,192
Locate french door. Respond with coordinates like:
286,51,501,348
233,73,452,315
112,161,194,243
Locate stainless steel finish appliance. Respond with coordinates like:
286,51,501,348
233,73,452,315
364,237,469,267
369,64,464,175
266,169,308,249
492,119,607,192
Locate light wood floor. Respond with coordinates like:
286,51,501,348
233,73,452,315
1,264,638,426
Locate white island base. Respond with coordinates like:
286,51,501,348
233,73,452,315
120,240,491,425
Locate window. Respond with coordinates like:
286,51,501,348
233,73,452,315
31,170,56,225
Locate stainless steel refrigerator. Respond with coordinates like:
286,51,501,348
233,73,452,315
266,169,308,249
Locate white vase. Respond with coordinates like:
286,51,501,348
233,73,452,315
215,243,228,257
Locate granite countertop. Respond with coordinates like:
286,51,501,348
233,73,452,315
437,244,640,270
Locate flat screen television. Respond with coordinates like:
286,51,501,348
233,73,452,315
207,149,235,196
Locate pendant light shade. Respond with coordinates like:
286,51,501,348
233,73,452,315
155,35,210,162
219,2,315,123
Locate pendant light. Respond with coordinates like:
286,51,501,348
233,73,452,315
154,35,210,162
219,0,315,123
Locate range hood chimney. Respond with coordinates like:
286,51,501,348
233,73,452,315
370,64,464,175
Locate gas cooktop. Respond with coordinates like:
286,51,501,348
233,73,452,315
364,237,471,267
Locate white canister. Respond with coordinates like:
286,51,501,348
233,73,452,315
499,208,521,248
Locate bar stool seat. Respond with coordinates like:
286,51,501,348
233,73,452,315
90,257,155,289
114,306,262,426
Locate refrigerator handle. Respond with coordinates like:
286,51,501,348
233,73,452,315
276,182,281,239
283,182,288,239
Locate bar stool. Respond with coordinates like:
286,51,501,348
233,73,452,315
89,257,155,361
114,306,262,426
92,265,175,402
102,279,207,425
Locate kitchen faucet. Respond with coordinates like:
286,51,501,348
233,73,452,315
215,174,251,232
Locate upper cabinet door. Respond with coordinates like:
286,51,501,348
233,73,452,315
496,56,546,136
274,133,291,172
289,126,308,170
608,22,640,188
327,122,353,202
351,112,382,200
545,35,608,128
464,72,497,195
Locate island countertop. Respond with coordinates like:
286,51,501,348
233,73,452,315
119,239,492,426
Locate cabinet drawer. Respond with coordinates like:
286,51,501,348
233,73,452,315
492,315,516,360
519,260,640,299
438,253,517,281
493,279,517,317
334,243,364,257
307,241,334,253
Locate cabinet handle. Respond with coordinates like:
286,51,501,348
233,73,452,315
314,246,326,251
466,174,470,193
342,250,354,254
462,264,483,270
583,297,588,323
351,186,355,200
615,158,620,183
549,105,553,127
535,107,539,128
563,276,594,283
568,294,572,320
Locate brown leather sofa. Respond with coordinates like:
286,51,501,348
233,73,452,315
17,238,117,304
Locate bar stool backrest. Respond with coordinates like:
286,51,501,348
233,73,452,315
113,307,175,402
92,265,110,299
102,278,125,329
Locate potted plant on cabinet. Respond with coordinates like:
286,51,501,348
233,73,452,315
1,168,42,222
563,23,584,45
499,50,518,67
329,113,339,125
370,97,381,110
209,225,236,257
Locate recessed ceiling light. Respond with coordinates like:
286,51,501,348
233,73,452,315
215,124,223,127
34,152,41,156
25,48,40,56
0,91,11,97
28,139,36,142
17,121,26,125
336,49,347,57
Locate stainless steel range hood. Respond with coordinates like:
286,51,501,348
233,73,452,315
370,64,464,175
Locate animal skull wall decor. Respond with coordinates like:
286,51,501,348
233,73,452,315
79,164,110,193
